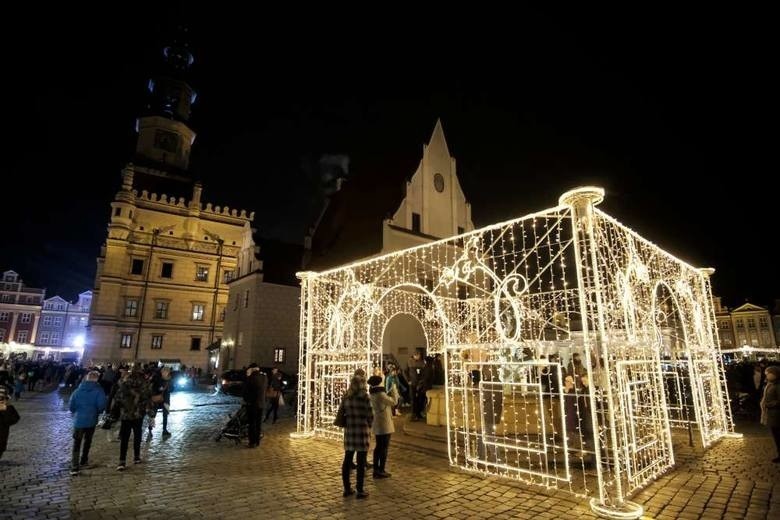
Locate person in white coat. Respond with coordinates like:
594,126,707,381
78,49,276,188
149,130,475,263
367,375,397,478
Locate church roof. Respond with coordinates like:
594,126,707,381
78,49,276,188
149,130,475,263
305,144,422,271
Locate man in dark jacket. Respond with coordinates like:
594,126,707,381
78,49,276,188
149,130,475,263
68,371,107,475
115,367,153,470
243,363,268,447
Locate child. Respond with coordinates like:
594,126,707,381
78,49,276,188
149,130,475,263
0,386,21,459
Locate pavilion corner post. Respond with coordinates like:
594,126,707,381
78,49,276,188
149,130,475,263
559,187,643,519
291,271,316,438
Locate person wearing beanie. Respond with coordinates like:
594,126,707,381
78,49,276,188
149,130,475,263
367,374,397,479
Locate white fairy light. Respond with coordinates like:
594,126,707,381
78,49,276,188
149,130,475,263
293,187,732,519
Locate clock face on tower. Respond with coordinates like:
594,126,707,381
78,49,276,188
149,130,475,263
154,129,180,154
434,173,445,193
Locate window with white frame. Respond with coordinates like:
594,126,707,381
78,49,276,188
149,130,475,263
1,294,12,303
20,313,31,324
0,312,8,322
192,303,204,321
155,301,169,319
759,316,768,328
17,330,28,343
748,318,756,328
40,332,50,344
51,332,61,344
0,329,4,342
223,270,234,283
43,315,52,326
151,335,164,349
196,265,209,282
120,333,133,348
274,348,286,364
125,299,138,317
53,316,63,327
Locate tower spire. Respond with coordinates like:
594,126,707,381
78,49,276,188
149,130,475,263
133,26,197,176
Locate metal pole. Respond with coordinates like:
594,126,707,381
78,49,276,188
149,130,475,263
135,229,157,362
209,239,223,346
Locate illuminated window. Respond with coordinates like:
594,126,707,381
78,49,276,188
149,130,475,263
151,335,163,349
120,334,133,348
196,265,209,282
274,348,286,363
192,304,204,321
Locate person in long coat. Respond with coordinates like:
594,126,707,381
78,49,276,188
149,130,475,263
368,375,397,478
760,365,780,462
338,375,373,498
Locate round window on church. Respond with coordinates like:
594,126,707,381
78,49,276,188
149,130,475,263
434,173,445,193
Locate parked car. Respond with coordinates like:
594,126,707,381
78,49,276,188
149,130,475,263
218,368,297,397
170,370,193,392
218,369,246,397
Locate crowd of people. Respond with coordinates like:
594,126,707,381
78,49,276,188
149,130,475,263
725,359,780,462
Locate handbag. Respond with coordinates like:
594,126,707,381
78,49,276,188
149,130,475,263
333,401,346,427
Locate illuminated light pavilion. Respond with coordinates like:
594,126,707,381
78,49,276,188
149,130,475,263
292,186,735,519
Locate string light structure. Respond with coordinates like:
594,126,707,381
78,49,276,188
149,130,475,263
292,187,733,518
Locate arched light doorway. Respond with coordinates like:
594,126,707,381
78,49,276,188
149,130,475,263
381,313,427,367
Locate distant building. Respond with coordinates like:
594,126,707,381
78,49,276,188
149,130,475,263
714,297,777,349
36,291,92,362
221,240,302,374
0,269,45,360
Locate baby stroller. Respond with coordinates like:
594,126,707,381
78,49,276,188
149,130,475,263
215,403,248,443
215,403,263,444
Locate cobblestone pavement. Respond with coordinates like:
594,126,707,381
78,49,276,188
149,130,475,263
1,388,778,519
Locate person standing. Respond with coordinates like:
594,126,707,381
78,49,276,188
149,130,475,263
243,363,267,447
68,371,107,475
115,366,153,470
368,375,396,478
264,368,283,424
338,375,373,498
0,386,20,460
760,365,780,463
406,349,425,421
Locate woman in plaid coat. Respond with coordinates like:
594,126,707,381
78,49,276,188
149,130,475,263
338,375,373,498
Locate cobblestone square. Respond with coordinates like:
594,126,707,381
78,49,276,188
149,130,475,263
1,389,778,519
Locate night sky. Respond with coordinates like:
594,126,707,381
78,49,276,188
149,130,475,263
2,5,775,308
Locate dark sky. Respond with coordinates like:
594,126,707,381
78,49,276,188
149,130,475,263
2,4,775,308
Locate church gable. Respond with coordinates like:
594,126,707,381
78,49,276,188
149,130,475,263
390,119,473,241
